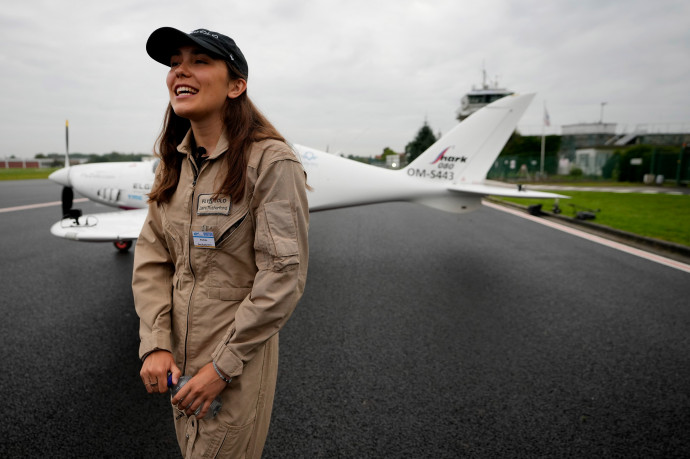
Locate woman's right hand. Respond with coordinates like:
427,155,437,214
140,350,181,394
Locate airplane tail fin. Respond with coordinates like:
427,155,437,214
403,93,534,184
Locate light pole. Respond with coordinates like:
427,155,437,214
600,102,607,123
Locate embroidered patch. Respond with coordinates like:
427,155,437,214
197,194,231,215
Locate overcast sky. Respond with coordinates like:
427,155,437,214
2,0,689,158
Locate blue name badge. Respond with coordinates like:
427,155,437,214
192,231,216,248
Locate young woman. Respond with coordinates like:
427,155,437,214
133,27,309,458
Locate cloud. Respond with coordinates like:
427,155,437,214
1,0,689,158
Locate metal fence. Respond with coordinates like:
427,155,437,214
487,156,559,180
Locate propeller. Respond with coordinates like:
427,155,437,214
60,120,80,221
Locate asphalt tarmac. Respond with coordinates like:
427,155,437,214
1,180,689,458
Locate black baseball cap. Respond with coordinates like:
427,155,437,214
146,27,248,79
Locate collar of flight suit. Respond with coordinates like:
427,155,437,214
176,128,230,160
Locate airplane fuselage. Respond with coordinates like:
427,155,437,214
50,160,157,210
50,147,484,215
296,145,483,213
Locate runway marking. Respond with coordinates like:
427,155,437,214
0,198,89,213
483,200,690,274
531,185,686,195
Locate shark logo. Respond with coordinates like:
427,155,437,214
431,147,452,164
431,146,468,164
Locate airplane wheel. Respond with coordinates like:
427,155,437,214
114,240,133,253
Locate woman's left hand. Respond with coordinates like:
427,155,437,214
171,362,228,418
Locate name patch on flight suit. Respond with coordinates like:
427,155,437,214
197,194,231,215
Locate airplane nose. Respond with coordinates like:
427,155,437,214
49,167,71,187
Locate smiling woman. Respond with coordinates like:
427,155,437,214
165,46,246,125
133,27,309,458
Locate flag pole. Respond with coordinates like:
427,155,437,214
540,119,545,179
540,102,548,179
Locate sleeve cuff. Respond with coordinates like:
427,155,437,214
138,332,173,361
211,342,244,378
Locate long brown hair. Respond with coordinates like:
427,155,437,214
148,63,285,204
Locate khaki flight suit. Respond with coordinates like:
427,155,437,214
132,130,309,457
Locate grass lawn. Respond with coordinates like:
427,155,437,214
496,191,690,247
518,180,641,187
0,168,58,180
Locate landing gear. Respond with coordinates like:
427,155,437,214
114,240,133,253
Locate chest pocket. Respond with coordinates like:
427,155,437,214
200,202,257,289
214,204,249,248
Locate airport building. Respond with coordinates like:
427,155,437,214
558,123,690,179
1,158,53,168
1,157,91,168
491,122,690,183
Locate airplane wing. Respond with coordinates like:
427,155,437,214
448,183,570,199
50,208,148,242
49,180,566,245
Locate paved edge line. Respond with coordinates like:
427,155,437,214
482,200,690,274
0,198,89,213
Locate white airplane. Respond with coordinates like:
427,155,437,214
49,93,565,251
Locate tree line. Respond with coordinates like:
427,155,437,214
35,152,148,163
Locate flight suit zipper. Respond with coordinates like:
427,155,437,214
182,154,205,374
